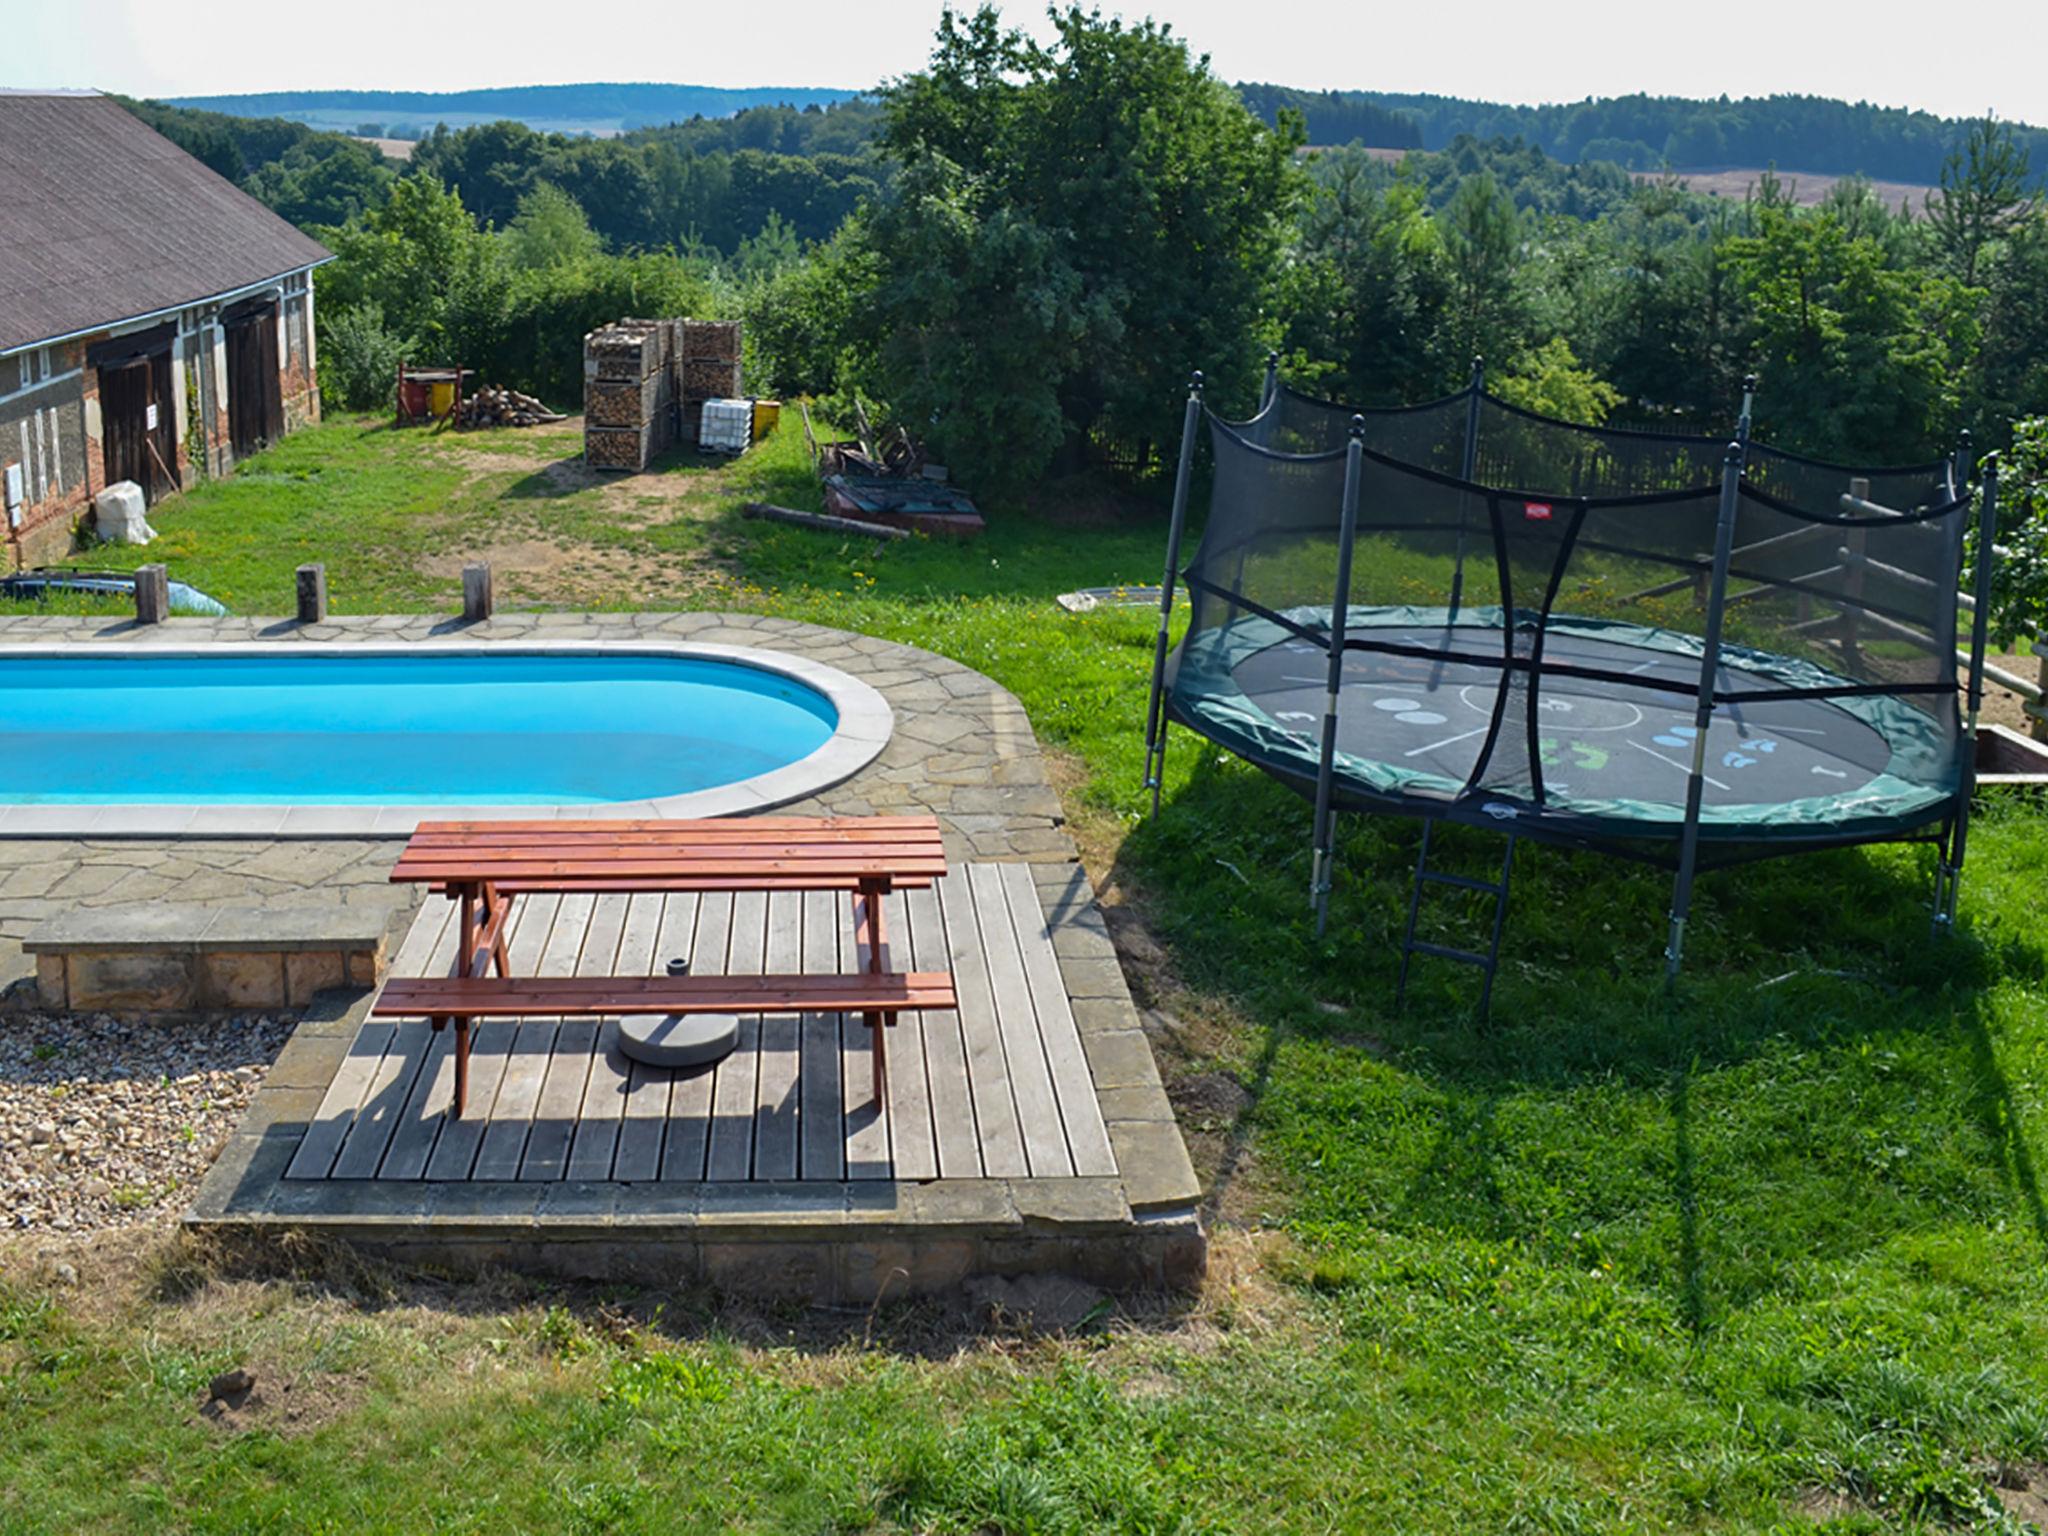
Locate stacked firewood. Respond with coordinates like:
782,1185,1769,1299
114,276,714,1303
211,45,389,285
677,320,742,446
584,320,676,471
455,386,563,429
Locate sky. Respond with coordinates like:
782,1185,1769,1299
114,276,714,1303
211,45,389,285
2,0,2042,125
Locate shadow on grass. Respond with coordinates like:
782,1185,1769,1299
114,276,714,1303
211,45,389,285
1118,744,2048,1326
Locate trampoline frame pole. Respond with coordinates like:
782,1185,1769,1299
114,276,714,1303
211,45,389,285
1736,373,1757,444
1311,416,1368,934
1144,373,1205,817
1262,349,1280,413
1940,456,1997,930
1664,441,1746,983
1449,356,1484,623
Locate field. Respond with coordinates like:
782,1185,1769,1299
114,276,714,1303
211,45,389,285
3,416,2047,1533
1341,145,1937,210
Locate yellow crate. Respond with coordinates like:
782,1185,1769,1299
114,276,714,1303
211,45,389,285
751,399,782,440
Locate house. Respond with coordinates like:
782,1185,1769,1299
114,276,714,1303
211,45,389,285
0,89,332,567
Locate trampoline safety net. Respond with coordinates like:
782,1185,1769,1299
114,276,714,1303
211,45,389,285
1165,379,1974,868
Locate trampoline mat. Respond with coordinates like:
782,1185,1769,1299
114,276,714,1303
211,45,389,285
1172,610,1957,840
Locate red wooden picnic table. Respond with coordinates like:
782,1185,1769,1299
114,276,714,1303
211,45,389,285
377,816,954,1116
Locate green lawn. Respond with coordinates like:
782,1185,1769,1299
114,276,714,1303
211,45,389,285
3,417,2046,1533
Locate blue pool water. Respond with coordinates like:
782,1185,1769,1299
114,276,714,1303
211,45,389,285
0,652,839,804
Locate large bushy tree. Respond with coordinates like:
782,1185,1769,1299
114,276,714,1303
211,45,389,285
851,5,1303,490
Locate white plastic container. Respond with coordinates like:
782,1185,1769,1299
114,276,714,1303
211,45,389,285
697,398,753,455
92,481,155,545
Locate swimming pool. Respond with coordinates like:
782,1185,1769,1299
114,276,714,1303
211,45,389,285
0,642,893,833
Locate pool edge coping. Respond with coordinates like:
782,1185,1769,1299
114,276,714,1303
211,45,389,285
0,638,895,836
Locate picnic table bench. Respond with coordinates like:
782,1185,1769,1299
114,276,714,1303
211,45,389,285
373,816,955,1116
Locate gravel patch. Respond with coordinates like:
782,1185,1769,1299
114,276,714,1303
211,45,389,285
1,1011,294,1232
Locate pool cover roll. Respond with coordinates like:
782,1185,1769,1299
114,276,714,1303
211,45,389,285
1167,379,1972,867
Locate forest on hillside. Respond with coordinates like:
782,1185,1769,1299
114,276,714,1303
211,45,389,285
1252,88,2048,184
121,5,2048,613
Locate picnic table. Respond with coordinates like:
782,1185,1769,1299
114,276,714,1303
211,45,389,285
373,816,956,1117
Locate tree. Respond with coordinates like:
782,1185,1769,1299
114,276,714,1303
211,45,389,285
317,175,506,356
1927,115,2037,286
502,182,603,271
1977,416,2048,648
1725,202,1969,459
1493,337,1622,425
1441,172,1527,373
864,5,1304,481
409,121,549,230
244,139,393,229
857,154,1090,495
1281,152,1447,404
1975,207,2048,428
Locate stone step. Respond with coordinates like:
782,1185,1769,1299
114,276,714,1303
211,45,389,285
24,901,405,1014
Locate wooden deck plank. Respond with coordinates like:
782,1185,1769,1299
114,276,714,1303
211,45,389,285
938,870,1028,1178
314,896,455,1183
997,862,1118,1177
388,896,458,978
706,890,767,1181
316,892,465,1180
908,881,981,1178
287,1022,399,1180
968,863,1072,1178
373,893,489,1180
752,890,803,1181
660,892,730,1180
328,1021,435,1179
882,887,938,1181
418,1021,517,1180
797,889,844,1181
473,892,583,1181
429,892,559,1181
606,893,677,1183
842,890,890,1179
518,893,607,1180
566,893,642,1181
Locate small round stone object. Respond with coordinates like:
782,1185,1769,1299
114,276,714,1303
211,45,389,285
620,956,728,1068
619,1013,738,1069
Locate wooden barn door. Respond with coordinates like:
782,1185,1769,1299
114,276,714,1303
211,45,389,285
225,302,283,459
98,357,176,504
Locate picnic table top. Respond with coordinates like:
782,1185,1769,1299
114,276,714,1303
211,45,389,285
390,815,949,892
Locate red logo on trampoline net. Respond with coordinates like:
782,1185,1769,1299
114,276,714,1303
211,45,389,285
1523,502,1554,521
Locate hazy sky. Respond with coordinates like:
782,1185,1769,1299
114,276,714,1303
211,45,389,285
3,0,2041,124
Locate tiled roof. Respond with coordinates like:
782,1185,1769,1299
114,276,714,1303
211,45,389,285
0,93,332,355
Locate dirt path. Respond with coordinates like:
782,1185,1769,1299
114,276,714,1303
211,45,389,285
413,416,745,606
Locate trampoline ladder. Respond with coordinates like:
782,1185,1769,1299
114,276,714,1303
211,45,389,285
1396,820,1518,1017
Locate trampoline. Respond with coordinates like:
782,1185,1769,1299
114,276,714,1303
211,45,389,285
1142,359,2002,996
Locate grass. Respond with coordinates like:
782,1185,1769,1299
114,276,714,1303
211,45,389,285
2,415,2046,1532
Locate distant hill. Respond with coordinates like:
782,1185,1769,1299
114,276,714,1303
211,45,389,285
172,80,2048,191
1245,87,2048,187
165,83,859,138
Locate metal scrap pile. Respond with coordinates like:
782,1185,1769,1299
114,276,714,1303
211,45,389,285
804,401,984,538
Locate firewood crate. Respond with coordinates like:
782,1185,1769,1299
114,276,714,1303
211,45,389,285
586,373,668,429
680,320,741,362
682,357,742,400
585,328,663,383
585,421,663,472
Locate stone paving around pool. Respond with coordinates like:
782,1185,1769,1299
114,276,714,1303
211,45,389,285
0,612,1203,1295
0,611,1070,993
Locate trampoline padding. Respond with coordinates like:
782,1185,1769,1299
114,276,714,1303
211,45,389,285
1169,606,1956,853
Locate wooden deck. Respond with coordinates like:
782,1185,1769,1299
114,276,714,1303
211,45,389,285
286,863,1117,1185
